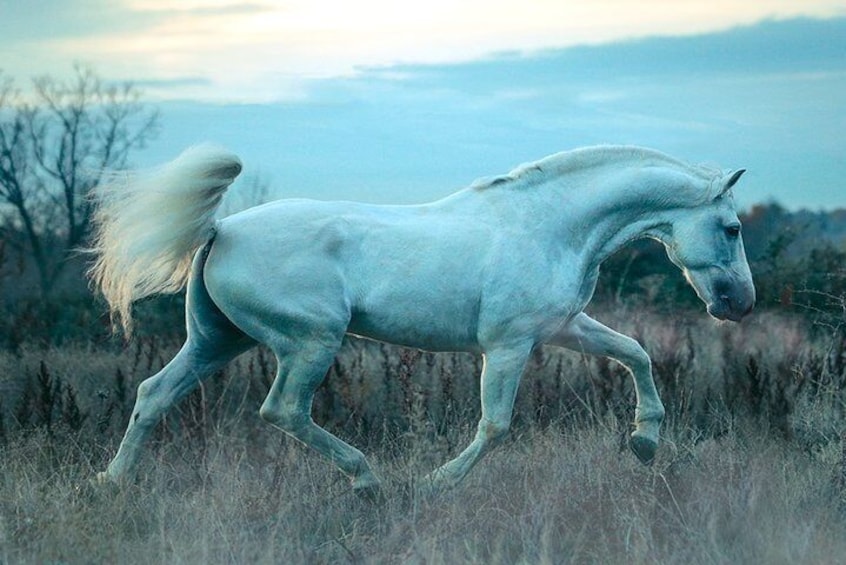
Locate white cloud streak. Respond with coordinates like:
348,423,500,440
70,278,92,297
1,0,844,101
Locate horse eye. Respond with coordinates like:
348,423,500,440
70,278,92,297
725,225,741,238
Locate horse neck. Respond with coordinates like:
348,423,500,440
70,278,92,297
490,164,706,270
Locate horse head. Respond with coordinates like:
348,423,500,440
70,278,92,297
661,169,755,322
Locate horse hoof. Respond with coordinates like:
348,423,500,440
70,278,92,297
353,483,384,504
417,471,456,500
416,480,439,501
352,473,383,503
80,472,121,500
630,434,657,466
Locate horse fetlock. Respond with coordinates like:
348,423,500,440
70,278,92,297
478,417,510,443
85,471,123,501
634,403,665,427
633,411,662,439
95,465,133,488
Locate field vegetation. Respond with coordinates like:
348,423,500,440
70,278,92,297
1,299,845,563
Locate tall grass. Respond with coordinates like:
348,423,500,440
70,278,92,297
1,307,845,563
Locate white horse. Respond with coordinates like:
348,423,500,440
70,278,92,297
90,144,754,496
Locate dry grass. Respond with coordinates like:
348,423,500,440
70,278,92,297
1,307,845,563
1,418,844,564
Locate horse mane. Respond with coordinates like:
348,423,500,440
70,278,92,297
470,145,723,201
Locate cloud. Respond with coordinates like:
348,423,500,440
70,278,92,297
2,8,842,209
125,1,269,15
136,17,841,210
0,0,152,42
131,76,214,91
342,17,846,91
3,1,845,102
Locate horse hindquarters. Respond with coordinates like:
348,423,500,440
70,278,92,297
201,235,382,494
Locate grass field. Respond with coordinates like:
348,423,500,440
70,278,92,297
1,306,845,563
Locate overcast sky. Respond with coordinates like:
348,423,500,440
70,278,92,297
1,1,845,210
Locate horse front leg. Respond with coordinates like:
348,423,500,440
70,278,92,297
422,343,532,495
549,312,665,465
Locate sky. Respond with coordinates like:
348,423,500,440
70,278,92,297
1,0,845,210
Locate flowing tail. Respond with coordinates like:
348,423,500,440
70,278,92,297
88,144,242,335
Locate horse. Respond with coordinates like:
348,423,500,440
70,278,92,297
89,144,754,496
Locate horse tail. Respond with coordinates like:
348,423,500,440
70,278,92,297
88,144,242,336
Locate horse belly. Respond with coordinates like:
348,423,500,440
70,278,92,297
346,268,483,352
347,302,480,352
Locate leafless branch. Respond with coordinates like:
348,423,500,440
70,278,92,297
0,66,159,296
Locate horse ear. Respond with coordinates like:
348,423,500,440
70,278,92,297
726,169,746,189
715,168,746,199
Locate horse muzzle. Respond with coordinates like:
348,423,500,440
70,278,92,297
705,275,756,322
685,266,755,322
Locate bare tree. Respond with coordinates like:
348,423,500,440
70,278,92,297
0,65,159,297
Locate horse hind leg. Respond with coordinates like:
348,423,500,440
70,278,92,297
98,343,217,482
98,249,255,484
100,337,253,484
260,336,381,497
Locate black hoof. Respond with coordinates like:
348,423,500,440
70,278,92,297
630,434,657,466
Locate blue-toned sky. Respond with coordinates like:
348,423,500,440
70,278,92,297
1,1,845,209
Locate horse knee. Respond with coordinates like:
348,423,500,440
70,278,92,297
622,340,651,377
